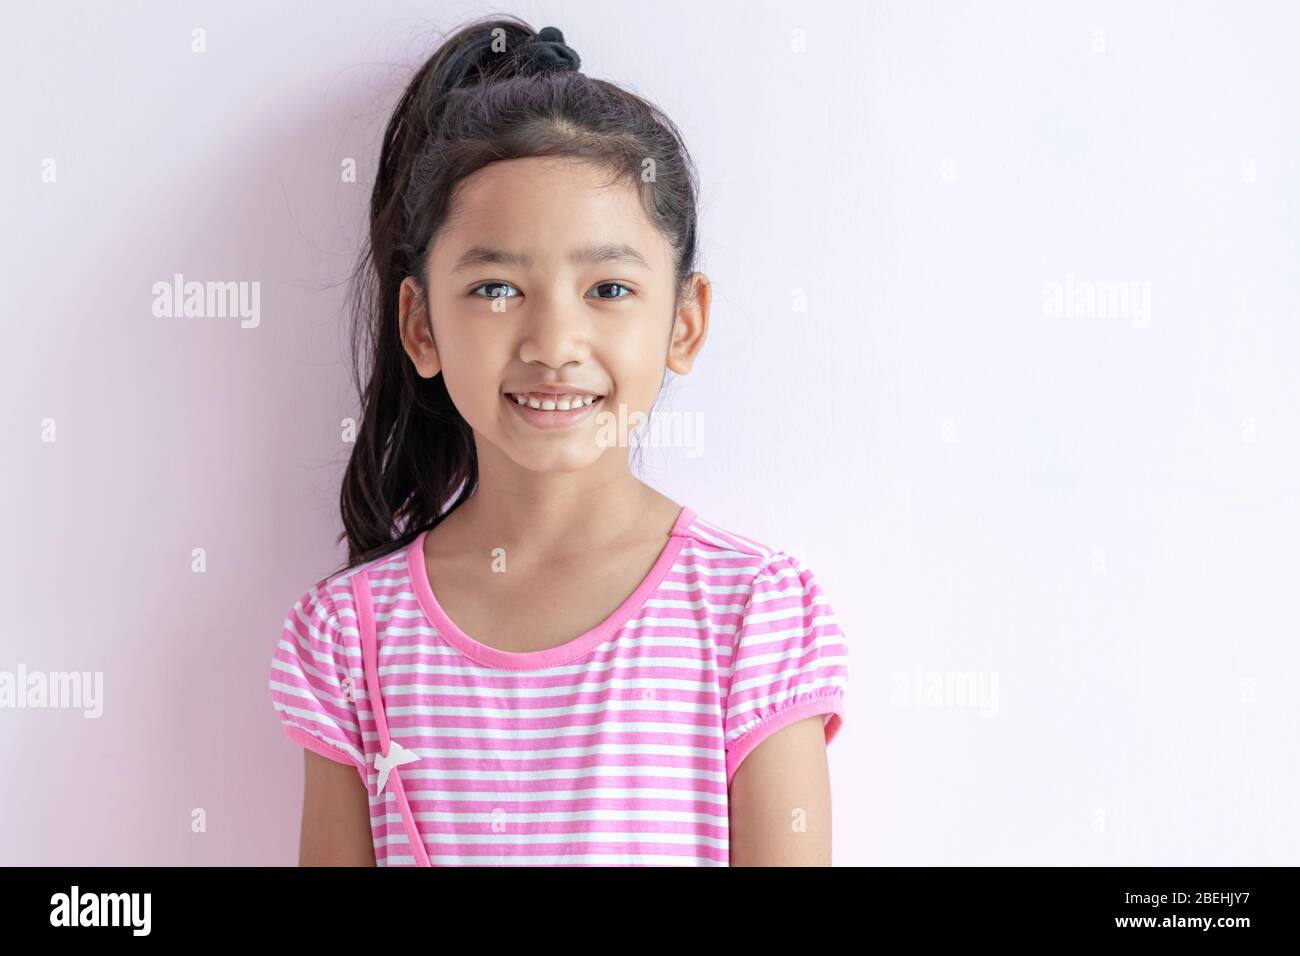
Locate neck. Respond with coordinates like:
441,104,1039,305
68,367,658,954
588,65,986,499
443,441,669,561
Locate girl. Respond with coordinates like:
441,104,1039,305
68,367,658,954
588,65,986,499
268,16,849,866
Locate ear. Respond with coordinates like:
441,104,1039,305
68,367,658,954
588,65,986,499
399,276,441,379
666,272,711,376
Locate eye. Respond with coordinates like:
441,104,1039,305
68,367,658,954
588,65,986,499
588,282,635,300
470,281,519,300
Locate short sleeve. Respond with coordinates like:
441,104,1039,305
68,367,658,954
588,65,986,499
268,580,368,786
723,551,849,787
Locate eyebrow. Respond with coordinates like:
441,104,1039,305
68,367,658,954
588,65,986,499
450,243,650,273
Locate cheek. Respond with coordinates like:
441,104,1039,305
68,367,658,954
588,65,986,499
431,311,506,410
605,323,672,399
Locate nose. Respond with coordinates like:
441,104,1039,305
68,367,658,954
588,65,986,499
516,287,592,368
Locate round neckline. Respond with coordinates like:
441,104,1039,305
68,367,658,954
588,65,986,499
405,504,696,671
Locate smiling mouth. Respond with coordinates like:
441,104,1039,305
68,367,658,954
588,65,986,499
503,392,606,430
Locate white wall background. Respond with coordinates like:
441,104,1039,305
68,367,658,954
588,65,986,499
1,0,1296,864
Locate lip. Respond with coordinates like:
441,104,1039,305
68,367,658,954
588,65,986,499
504,384,604,397
505,393,604,429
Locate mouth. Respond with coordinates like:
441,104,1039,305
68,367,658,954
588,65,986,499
504,391,605,429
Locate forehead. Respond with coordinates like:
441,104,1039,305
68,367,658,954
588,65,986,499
432,156,668,268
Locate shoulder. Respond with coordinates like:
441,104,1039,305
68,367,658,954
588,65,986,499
675,508,812,586
283,537,416,642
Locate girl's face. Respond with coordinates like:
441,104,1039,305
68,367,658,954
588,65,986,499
400,156,708,475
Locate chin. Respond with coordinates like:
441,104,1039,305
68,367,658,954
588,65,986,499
499,440,608,475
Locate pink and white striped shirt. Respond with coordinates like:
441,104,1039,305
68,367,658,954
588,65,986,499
268,504,849,865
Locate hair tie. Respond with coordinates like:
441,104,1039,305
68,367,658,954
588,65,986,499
521,26,581,73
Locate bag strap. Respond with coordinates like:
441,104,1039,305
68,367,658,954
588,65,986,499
352,566,433,867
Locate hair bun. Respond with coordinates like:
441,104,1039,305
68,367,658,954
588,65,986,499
522,25,581,73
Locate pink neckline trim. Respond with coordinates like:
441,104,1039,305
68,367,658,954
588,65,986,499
405,504,696,671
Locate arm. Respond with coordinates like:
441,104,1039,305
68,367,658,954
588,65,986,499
727,715,834,866
299,749,376,866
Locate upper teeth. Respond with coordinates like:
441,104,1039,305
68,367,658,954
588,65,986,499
511,393,600,410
